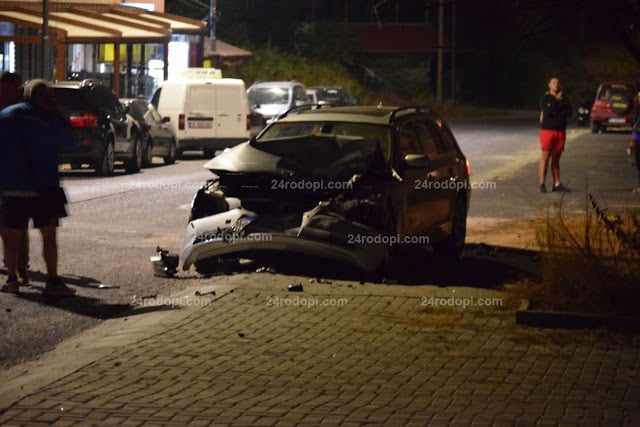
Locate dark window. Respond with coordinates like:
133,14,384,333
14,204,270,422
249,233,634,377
397,122,422,157
412,120,442,158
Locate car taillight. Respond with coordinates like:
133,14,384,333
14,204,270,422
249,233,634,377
69,112,98,128
246,114,251,131
179,114,185,130
466,159,471,176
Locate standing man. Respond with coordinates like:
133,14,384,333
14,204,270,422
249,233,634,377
0,71,30,285
0,79,75,296
539,76,572,193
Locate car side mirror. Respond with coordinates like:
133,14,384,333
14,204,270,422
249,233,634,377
404,154,432,170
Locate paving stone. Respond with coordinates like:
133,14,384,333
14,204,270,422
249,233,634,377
1,288,640,425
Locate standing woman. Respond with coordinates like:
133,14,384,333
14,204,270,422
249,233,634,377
538,76,573,193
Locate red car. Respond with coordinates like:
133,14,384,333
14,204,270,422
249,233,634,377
589,81,640,133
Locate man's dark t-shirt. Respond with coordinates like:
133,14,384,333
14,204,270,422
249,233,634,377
540,92,572,131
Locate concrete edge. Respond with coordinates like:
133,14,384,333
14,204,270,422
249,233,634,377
516,299,640,332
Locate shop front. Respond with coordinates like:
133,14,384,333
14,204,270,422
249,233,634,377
0,1,204,97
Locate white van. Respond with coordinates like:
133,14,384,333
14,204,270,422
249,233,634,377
150,78,251,157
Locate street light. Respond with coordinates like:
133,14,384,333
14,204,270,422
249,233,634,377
42,0,49,79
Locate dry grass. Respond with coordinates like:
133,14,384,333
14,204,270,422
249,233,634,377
515,194,640,317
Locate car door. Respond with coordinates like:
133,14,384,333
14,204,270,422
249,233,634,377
145,103,174,151
100,87,129,154
421,119,461,234
394,120,431,239
185,84,216,140
214,83,248,140
396,118,452,239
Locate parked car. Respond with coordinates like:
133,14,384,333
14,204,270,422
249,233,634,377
577,97,594,127
306,89,319,104
589,82,640,133
120,98,178,165
307,86,358,106
150,78,251,158
247,81,311,124
249,110,267,138
179,105,471,276
51,79,142,175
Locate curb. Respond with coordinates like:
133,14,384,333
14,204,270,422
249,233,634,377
516,299,640,332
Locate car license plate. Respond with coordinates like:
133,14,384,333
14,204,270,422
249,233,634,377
608,117,626,124
188,121,213,129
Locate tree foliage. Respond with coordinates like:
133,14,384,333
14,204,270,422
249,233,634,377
164,0,640,106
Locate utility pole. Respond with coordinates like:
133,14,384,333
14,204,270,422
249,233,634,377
42,0,49,79
451,0,455,101
436,0,443,104
209,0,216,52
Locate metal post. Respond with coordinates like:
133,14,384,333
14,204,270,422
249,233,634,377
42,0,49,79
209,0,216,52
451,0,455,101
436,0,443,105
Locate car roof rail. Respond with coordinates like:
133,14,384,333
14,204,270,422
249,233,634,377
276,103,332,120
390,105,435,121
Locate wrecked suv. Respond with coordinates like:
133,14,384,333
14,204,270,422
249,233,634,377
180,105,471,275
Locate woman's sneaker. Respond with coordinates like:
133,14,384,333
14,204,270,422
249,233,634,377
1,276,20,294
43,277,76,297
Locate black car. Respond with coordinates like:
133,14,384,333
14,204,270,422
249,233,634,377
180,105,470,275
51,80,142,175
120,98,178,166
307,86,358,106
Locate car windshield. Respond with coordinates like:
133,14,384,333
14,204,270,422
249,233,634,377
248,87,290,106
598,85,633,100
255,121,392,160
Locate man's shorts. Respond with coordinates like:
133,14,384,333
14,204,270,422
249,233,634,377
540,129,566,152
0,195,66,230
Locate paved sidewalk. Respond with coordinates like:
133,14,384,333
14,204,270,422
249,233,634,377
1,277,639,426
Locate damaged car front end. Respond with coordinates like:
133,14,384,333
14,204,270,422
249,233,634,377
181,134,396,275
179,105,470,276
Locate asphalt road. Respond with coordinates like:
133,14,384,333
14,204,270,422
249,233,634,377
1,113,639,369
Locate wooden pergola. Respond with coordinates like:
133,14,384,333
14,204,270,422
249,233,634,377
0,1,204,94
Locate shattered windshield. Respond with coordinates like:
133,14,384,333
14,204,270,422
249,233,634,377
256,121,392,161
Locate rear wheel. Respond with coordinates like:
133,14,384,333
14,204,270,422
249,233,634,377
164,139,177,165
95,141,115,176
125,134,142,174
142,139,153,167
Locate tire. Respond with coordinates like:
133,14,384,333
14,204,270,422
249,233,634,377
433,196,467,260
95,141,115,176
591,122,601,134
125,134,142,174
610,94,633,116
142,139,153,167
164,139,177,165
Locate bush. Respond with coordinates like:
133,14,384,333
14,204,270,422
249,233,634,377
523,194,640,316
